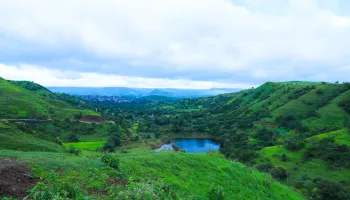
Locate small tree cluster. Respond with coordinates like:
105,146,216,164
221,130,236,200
101,154,120,169
103,133,121,152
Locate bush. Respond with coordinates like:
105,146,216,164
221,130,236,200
103,133,121,152
67,134,79,142
101,154,120,170
52,137,63,146
109,133,121,146
66,146,81,156
270,166,287,180
25,181,89,200
103,142,115,152
208,186,225,200
284,138,305,151
114,181,177,200
255,163,274,173
281,154,288,162
315,179,350,200
303,137,350,168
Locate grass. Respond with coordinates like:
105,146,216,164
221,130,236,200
0,149,306,200
0,78,100,119
0,122,63,152
306,128,350,147
259,143,350,185
63,141,106,150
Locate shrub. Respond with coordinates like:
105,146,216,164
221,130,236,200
315,179,350,200
284,138,305,151
109,133,121,146
255,163,274,173
270,166,287,180
303,137,350,168
281,154,288,162
114,181,177,200
103,133,121,152
101,154,120,170
25,181,89,200
208,186,225,200
67,134,79,142
103,142,115,152
65,146,81,156
52,137,63,146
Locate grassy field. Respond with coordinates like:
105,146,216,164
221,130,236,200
64,141,106,150
0,149,306,200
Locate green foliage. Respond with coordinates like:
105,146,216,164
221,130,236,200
208,186,225,200
304,137,350,168
101,154,120,169
115,181,177,200
314,179,350,200
25,181,89,200
0,78,100,119
52,137,63,146
67,133,79,142
65,146,81,156
219,132,259,164
0,150,305,200
256,128,278,146
0,122,63,152
255,163,274,173
103,133,121,152
270,166,288,180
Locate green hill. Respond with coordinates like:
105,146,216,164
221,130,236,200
0,149,305,200
0,78,99,119
104,81,350,199
0,120,63,152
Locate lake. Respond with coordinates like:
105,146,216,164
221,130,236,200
174,138,220,153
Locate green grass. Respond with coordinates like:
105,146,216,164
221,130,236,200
0,122,63,152
306,129,350,147
0,149,305,200
259,144,350,185
64,141,106,150
0,78,100,119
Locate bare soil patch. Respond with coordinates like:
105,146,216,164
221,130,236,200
0,158,39,199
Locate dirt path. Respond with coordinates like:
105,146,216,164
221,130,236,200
0,158,39,199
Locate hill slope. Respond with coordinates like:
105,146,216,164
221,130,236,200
104,81,350,199
0,149,305,199
0,78,99,119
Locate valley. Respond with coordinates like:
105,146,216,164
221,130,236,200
1,78,349,199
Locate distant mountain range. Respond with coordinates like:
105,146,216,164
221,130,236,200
47,87,241,98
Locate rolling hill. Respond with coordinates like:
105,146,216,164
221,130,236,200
0,78,100,119
106,81,350,199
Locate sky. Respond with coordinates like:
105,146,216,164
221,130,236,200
0,0,350,89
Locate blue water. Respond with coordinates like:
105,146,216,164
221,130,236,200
174,138,220,153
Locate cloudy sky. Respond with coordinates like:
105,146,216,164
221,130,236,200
0,0,350,89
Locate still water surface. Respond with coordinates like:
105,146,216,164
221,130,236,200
174,138,220,153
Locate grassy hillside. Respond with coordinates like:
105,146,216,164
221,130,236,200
0,149,305,200
0,120,63,152
99,81,350,199
0,78,99,119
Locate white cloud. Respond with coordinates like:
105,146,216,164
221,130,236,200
0,63,255,89
0,0,349,84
